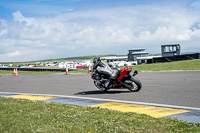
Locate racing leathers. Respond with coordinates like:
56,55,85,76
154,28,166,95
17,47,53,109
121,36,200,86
93,60,119,89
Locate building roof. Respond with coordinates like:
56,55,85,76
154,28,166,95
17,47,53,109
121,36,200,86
128,48,145,51
100,56,128,60
136,56,161,60
130,52,149,54
161,44,180,47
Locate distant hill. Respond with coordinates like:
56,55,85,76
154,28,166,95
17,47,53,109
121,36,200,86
35,55,126,63
0,55,126,64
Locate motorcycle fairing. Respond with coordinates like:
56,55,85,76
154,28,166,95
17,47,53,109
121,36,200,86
117,67,131,81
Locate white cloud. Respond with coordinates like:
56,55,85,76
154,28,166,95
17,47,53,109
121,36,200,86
0,29,7,36
9,51,21,57
12,11,37,26
0,3,200,62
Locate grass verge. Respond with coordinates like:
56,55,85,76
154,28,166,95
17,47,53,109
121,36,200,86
131,59,200,72
0,70,63,75
0,69,88,75
0,97,200,133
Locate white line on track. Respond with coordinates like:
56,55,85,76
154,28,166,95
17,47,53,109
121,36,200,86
1,91,200,111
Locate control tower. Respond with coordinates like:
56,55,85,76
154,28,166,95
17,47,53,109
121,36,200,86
161,44,181,57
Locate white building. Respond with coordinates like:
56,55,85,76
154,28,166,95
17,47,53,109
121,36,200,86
128,48,149,61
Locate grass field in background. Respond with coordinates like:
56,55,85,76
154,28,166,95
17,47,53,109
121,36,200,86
1,97,200,133
36,54,126,62
131,59,200,72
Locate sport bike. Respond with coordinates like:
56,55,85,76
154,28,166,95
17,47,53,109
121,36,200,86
91,58,142,92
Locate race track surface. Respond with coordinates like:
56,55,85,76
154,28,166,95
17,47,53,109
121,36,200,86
0,71,200,108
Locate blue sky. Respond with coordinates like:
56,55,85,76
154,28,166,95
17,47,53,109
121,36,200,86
0,0,200,62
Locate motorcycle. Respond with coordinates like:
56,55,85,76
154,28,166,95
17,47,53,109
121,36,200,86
91,58,142,92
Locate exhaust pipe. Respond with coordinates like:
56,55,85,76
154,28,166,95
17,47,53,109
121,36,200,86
120,82,132,89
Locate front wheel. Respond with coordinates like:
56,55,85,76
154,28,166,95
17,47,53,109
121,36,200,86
127,77,142,92
94,80,108,92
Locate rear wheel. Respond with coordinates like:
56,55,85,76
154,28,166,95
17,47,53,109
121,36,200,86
126,77,142,92
94,80,108,92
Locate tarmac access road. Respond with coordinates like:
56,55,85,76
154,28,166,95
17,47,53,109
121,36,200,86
0,71,200,108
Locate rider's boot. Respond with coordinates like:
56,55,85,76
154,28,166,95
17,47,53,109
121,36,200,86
104,79,112,89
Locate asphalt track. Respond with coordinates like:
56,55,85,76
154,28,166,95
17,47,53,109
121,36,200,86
1,71,200,122
0,71,200,108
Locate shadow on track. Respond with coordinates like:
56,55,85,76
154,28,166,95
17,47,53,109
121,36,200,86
74,90,131,95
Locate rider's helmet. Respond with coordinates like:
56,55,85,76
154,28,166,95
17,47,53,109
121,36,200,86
93,58,97,64
97,57,101,62
93,57,101,66
93,57,101,63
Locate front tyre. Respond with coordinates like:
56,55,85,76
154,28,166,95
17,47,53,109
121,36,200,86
128,76,142,92
94,80,108,92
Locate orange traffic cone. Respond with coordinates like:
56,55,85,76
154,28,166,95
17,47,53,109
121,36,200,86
13,68,18,76
15,68,18,76
65,65,69,75
13,68,16,76
88,65,91,73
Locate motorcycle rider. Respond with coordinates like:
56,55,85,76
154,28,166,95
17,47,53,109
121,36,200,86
93,58,118,89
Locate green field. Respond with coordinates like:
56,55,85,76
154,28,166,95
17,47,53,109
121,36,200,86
35,55,126,62
1,97,200,133
131,59,200,72
0,69,88,75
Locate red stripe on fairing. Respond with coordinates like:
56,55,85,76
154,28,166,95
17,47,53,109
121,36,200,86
117,67,131,81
